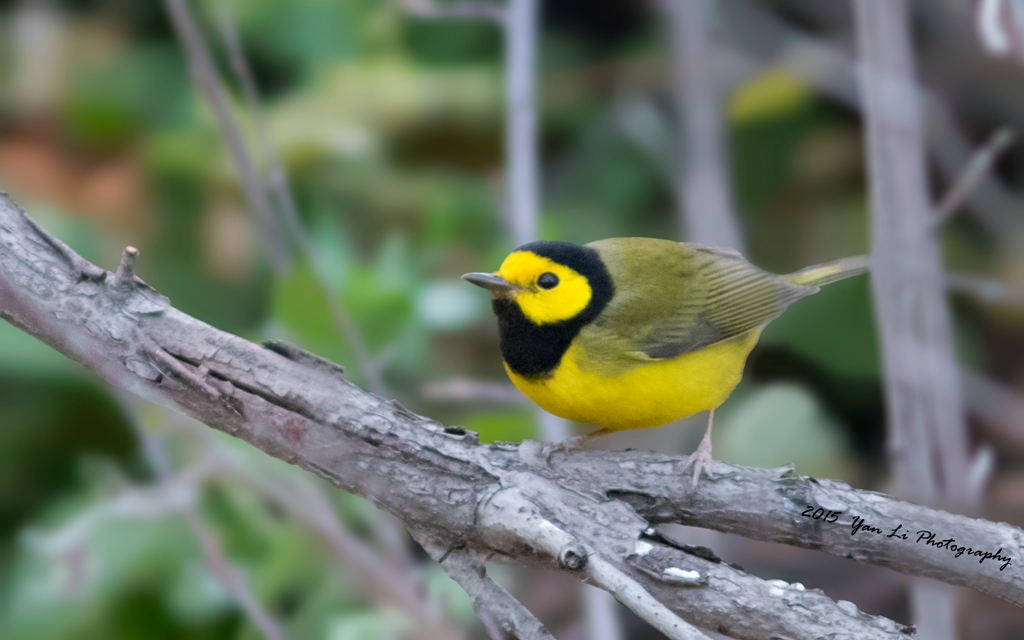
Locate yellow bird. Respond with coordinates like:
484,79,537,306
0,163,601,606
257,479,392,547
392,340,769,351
463,238,868,485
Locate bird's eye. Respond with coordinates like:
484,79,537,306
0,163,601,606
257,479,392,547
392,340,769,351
537,273,559,289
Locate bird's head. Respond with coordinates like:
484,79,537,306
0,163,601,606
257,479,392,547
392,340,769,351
463,240,613,326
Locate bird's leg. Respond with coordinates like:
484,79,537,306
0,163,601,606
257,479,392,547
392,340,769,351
542,428,614,458
681,409,715,488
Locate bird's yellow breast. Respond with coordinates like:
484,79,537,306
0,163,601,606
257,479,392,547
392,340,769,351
505,330,761,430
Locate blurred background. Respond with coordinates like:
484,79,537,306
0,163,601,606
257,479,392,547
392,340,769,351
0,0,1023,638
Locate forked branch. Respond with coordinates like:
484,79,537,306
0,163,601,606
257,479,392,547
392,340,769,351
6,193,1015,637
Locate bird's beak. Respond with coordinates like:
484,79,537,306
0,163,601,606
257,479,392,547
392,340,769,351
462,272,519,294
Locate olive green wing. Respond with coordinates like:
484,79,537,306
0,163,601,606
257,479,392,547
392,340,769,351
582,239,816,365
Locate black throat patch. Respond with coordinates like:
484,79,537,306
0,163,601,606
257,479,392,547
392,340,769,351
493,242,614,379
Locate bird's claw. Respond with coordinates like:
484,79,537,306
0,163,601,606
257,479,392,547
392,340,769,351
681,434,715,489
541,434,586,460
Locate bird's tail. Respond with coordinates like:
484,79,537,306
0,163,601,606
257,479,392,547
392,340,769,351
783,255,869,287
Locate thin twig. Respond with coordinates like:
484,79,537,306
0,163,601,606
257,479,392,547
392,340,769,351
121,397,285,640
946,270,1024,307
214,1,307,249
585,555,710,640
962,368,1024,448
209,0,387,396
167,418,462,640
183,507,285,640
933,127,1015,227
247,472,461,640
435,548,554,640
505,0,540,248
162,0,290,273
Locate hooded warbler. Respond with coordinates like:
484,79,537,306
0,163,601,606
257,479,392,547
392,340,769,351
463,238,868,484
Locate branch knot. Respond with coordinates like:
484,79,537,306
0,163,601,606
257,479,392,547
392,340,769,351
558,544,589,571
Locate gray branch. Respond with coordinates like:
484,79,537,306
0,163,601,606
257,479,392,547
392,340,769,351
855,2,976,636
855,0,973,507
933,127,1015,227
569,453,1024,606
426,546,555,640
663,0,744,250
4,192,1004,637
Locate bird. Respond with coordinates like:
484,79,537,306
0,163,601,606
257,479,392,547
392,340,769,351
463,238,868,486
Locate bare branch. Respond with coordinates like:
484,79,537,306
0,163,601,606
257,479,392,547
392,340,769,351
855,2,975,634
934,127,1015,227
946,271,1024,307
962,369,1024,448
161,0,290,273
113,246,139,288
432,548,554,640
571,454,1024,606
663,0,744,250
0,194,930,637
585,554,710,640
855,0,972,507
183,508,285,640
504,0,539,247
622,527,914,640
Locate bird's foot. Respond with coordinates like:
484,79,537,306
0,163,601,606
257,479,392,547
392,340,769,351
680,433,715,489
541,429,613,461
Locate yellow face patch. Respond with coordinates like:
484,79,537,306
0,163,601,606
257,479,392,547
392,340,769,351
497,251,592,325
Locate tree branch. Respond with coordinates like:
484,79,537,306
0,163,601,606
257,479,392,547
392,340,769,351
1,192,997,636
933,127,1015,227
570,453,1023,605
855,0,973,508
429,547,554,640
663,0,744,250
855,2,976,636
